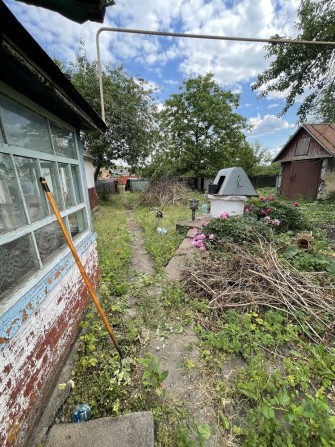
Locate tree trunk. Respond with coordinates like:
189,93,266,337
94,161,102,182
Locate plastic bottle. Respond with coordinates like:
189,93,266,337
72,403,92,422
201,203,208,215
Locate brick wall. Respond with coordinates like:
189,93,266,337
0,241,99,447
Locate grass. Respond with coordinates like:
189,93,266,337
56,190,335,447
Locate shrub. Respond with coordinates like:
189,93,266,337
196,214,272,248
246,196,312,232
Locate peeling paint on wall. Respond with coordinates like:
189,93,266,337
0,232,96,346
0,238,99,447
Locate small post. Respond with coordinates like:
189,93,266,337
189,198,199,221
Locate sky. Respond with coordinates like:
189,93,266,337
4,0,304,158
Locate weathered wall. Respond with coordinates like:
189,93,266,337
0,239,99,447
318,158,335,199
276,128,331,162
88,187,99,211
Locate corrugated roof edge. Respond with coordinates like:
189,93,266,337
272,123,335,163
0,0,107,133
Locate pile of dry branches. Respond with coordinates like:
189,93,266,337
182,241,335,345
139,178,190,207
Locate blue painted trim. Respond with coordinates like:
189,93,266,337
0,231,97,348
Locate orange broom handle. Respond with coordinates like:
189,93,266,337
40,177,123,359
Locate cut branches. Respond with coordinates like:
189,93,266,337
182,241,335,346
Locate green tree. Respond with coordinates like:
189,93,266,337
62,47,157,179
252,0,335,122
314,84,335,122
156,73,251,178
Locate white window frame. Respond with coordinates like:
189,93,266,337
0,86,91,314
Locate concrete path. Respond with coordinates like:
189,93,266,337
34,212,219,447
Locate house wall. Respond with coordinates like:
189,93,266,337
0,234,99,447
277,129,331,162
84,158,99,210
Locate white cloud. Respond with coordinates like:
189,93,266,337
4,0,301,86
268,103,280,109
247,113,295,137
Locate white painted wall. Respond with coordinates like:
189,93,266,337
84,159,95,189
208,195,248,218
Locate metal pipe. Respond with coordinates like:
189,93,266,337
96,27,335,122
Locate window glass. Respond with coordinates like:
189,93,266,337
58,163,75,208
35,221,66,263
0,125,5,143
50,122,77,159
0,153,27,233
40,160,64,210
68,209,87,238
0,234,39,301
71,165,83,204
0,95,53,153
14,156,49,223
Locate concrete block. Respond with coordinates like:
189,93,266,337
45,412,154,447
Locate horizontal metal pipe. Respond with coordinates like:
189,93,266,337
96,27,335,121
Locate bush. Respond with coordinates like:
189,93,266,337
246,195,312,232
199,215,271,247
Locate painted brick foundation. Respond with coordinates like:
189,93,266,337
88,187,99,211
0,241,99,447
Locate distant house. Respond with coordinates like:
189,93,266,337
0,3,107,446
274,123,335,199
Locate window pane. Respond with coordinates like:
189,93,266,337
71,165,83,204
58,163,74,208
0,234,39,301
50,122,77,159
35,221,66,263
0,95,53,153
14,156,49,223
0,153,27,234
68,209,87,238
40,160,64,210
0,125,4,143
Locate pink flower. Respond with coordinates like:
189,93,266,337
196,233,206,240
260,209,266,216
201,220,208,227
264,216,271,222
268,195,275,201
244,205,253,213
293,201,299,207
209,234,215,240
219,211,229,219
199,245,206,252
193,228,199,236
266,208,272,214
272,219,281,227
260,197,266,203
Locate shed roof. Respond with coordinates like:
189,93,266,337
0,0,107,133
273,123,335,162
213,167,258,196
15,0,115,24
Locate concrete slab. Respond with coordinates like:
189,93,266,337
45,412,154,447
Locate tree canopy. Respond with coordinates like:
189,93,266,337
152,73,253,179
61,47,157,179
252,0,335,122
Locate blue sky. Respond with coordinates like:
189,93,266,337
5,0,304,158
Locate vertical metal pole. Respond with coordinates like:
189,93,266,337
96,29,106,122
